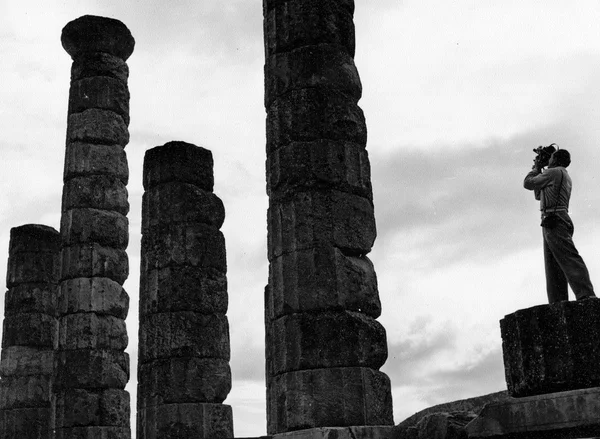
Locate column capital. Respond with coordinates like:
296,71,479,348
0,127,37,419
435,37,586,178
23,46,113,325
61,15,135,61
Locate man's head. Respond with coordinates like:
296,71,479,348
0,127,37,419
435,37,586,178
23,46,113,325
549,149,571,168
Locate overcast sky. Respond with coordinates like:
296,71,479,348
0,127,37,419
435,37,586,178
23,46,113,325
2,1,600,437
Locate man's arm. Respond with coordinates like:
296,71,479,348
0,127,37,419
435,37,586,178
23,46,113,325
524,167,553,191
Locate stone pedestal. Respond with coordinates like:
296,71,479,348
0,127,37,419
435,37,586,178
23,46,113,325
477,299,600,438
465,387,600,438
0,225,60,439
56,15,134,439
137,141,233,439
501,299,600,397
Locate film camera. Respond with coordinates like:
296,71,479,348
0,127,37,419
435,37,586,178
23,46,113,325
533,143,558,168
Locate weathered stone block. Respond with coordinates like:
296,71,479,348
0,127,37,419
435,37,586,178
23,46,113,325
0,407,53,439
137,403,233,439
5,283,57,316
7,252,59,287
62,175,129,215
266,88,366,152
143,141,214,191
59,314,128,350
0,375,52,409
9,224,60,254
266,311,387,376
140,267,227,317
138,312,230,363
55,389,130,428
394,391,511,436
265,44,361,108
138,358,231,408
58,277,129,319
61,208,128,249
466,387,600,439
501,299,600,397
401,412,476,439
2,313,57,349
71,52,129,83
141,223,226,273
55,427,131,439
267,247,380,320
67,109,129,147
263,0,355,14
69,76,130,125
266,140,371,201
273,426,397,439
142,182,225,232
264,0,355,57
64,142,128,184
0,346,54,377
267,367,393,434
61,244,129,285
54,350,129,390
62,15,135,61
267,190,375,260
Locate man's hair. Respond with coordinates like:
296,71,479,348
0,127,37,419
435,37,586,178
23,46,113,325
554,149,571,167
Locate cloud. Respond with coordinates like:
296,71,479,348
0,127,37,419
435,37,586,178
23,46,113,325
383,317,457,384
383,317,506,419
368,123,600,271
431,348,505,392
370,147,525,270
95,0,263,63
230,336,266,382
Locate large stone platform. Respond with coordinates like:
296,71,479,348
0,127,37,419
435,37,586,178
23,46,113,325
465,386,600,438
501,298,600,397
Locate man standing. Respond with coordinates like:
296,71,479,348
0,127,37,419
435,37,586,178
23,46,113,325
524,148,596,303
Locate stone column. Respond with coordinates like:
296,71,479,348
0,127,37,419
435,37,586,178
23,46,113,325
137,141,233,439
55,15,134,439
0,225,60,439
263,0,393,434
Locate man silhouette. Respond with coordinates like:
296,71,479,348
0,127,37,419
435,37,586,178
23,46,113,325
524,149,596,303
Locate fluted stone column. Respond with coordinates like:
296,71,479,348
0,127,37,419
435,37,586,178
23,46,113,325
137,141,233,439
263,0,393,434
55,15,134,439
0,225,60,439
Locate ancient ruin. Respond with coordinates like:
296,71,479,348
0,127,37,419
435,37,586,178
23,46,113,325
55,15,134,439
263,0,393,435
0,225,60,439
6,4,600,439
0,5,399,439
138,141,233,438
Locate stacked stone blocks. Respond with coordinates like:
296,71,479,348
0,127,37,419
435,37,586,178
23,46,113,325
137,141,233,439
0,225,60,439
263,0,393,434
55,15,134,439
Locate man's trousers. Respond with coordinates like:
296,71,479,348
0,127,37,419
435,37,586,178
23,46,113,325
543,212,595,303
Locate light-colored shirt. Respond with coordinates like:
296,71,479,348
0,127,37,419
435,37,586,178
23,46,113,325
523,166,571,212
